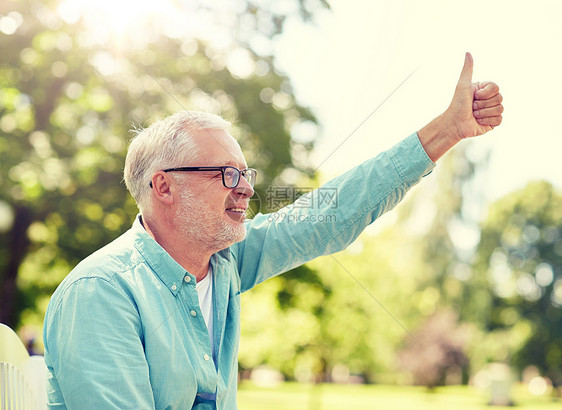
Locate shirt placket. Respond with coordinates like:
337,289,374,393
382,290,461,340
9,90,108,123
177,272,218,396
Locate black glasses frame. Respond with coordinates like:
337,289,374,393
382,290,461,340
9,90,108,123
149,166,257,189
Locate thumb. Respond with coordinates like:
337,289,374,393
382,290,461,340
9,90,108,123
457,52,473,88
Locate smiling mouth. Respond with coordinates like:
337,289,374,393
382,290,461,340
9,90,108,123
226,208,246,213
225,207,247,222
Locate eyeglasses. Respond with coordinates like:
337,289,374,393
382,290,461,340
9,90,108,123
150,166,257,189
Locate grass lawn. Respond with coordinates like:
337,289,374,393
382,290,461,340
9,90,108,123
238,381,561,410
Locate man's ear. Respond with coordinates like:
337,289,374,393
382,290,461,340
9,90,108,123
150,172,175,206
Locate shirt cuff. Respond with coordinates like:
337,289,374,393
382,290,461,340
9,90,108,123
388,132,436,184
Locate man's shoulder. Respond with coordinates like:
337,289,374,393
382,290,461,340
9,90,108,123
50,230,145,303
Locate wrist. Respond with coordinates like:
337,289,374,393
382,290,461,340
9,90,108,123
417,114,461,162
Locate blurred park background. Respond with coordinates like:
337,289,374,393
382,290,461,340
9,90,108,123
1,0,561,407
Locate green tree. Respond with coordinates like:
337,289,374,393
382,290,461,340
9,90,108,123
0,0,326,330
411,144,490,316
472,180,562,386
239,215,434,383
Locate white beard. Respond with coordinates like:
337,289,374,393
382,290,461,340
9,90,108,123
176,190,246,251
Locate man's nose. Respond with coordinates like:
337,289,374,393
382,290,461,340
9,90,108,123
233,175,254,198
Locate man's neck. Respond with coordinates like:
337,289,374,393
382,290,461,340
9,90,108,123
140,214,213,282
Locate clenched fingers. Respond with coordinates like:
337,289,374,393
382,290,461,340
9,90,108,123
473,93,503,110
476,115,503,127
474,105,504,118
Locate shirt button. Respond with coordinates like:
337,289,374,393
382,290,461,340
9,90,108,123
204,354,210,361
190,310,197,317
184,276,191,283
171,284,177,291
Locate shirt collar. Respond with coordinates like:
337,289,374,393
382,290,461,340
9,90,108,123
131,215,188,296
130,215,232,295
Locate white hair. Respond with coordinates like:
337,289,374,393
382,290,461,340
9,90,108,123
123,110,231,213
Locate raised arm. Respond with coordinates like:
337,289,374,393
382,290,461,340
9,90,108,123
233,52,502,292
234,133,435,292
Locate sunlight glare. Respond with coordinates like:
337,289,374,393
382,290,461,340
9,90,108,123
58,0,175,40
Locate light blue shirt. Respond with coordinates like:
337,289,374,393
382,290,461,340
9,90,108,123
43,133,434,409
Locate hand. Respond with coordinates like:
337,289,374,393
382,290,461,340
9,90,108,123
418,52,504,161
444,52,503,141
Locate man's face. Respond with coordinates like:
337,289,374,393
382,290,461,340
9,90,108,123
172,129,254,250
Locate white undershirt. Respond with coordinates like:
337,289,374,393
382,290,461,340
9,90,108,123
195,266,214,355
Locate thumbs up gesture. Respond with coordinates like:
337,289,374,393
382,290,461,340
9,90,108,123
446,52,503,140
418,52,503,161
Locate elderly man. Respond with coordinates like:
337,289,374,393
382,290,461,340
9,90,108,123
43,53,502,409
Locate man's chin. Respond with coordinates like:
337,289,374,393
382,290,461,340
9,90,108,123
230,225,247,243
215,227,246,252
215,221,246,249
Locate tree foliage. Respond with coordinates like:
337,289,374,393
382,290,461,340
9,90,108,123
472,180,562,385
240,217,435,383
0,0,325,329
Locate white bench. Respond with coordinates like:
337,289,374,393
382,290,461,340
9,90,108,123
0,323,47,410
